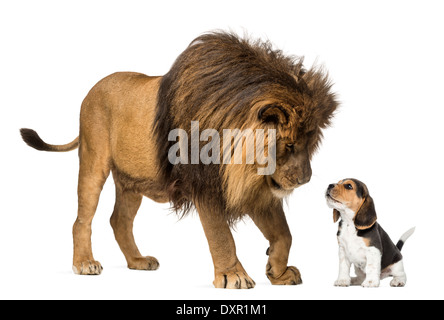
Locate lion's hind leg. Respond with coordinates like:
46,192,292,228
110,180,159,271
72,139,110,275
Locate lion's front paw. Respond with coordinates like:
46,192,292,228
72,260,103,275
214,271,255,289
267,266,302,285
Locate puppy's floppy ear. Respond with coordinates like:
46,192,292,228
333,209,340,223
258,104,289,125
354,196,377,230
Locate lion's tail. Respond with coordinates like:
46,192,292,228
20,128,79,152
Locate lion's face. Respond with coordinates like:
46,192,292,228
257,83,336,199
266,135,312,198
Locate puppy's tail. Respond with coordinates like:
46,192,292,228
20,128,79,152
396,227,416,251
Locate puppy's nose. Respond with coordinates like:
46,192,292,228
327,184,335,191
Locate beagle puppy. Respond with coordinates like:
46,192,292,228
326,178,414,287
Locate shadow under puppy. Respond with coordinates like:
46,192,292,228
326,178,414,287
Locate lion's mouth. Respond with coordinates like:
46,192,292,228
268,177,295,198
270,177,282,190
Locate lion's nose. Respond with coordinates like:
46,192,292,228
284,170,311,187
298,164,312,185
297,175,311,185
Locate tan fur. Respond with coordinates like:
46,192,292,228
73,72,167,274
363,237,371,247
333,209,341,223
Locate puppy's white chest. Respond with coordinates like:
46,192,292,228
338,222,367,268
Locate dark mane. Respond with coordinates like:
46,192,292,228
154,31,337,220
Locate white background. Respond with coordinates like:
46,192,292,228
1,0,443,300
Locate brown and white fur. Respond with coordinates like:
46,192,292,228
326,178,414,287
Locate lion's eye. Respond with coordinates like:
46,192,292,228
286,143,294,151
344,184,353,190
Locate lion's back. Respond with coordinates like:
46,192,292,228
80,72,164,185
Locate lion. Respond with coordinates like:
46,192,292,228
20,31,338,288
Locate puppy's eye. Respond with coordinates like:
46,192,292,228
344,184,353,190
286,143,294,151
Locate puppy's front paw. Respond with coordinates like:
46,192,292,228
361,278,380,288
334,278,351,287
390,277,406,287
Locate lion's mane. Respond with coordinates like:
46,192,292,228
155,31,337,222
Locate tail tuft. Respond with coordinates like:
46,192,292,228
20,128,79,152
396,227,415,251
20,128,52,151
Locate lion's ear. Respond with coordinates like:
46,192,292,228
333,209,340,223
258,104,289,125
